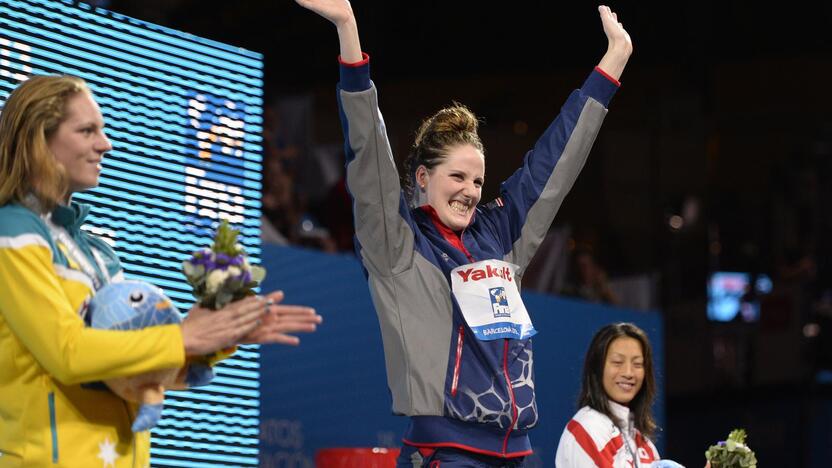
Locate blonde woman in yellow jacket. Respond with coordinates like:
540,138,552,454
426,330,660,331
0,76,322,467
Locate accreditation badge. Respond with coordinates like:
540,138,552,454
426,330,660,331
451,259,537,341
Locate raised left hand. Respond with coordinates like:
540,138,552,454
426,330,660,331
597,5,633,80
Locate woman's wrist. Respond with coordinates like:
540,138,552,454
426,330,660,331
336,18,362,63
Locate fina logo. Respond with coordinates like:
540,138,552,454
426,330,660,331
489,287,510,318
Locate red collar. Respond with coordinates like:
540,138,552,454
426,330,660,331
419,205,474,262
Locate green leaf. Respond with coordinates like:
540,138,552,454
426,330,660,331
216,291,233,309
225,278,244,292
705,428,756,468
212,219,244,256
183,262,206,282
727,429,747,444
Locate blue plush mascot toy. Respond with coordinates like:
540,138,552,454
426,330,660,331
87,280,213,432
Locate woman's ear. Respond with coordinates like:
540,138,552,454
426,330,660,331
415,165,428,190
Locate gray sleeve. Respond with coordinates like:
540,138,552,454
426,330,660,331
505,97,608,276
340,84,415,277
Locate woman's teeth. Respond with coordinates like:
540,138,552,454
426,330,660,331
450,201,468,214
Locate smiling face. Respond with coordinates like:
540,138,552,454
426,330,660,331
602,336,645,405
416,143,485,231
48,91,111,200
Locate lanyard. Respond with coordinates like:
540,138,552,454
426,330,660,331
43,215,110,292
623,437,640,468
618,424,640,468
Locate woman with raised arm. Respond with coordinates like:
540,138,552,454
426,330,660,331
0,75,322,467
297,1,632,466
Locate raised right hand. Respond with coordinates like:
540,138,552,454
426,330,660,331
296,0,363,62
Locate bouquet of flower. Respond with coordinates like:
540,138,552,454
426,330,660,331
705,429,757,468
183,219,266,310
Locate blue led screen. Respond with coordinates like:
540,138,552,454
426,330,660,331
0,0,264,466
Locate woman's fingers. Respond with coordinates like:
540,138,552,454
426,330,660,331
264,290,285,304
185,291,321,349
270,304,320,319
223,297,264,329
255,332,301,346
193,298,264,344
266,334,301,346
237,313,264,339
256,311,320,334
238,303,320,345
243,329,302,346
268,319,319,333
262,289,322,324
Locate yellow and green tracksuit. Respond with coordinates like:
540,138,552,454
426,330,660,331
0,201,184,467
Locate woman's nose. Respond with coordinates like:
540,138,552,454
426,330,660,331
462,180,477,197
97,131,113,153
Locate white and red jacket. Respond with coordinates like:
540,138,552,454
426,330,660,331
555,402,660,468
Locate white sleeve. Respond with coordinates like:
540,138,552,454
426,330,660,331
556,426,599,468
645,438,661,461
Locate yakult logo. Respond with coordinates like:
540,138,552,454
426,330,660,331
456,264,513,283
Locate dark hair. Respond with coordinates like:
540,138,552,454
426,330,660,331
402,103,484,205
578,322,657,438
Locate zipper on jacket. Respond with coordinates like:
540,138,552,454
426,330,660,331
450,326,465,396
501,340,519,455
459,233,474,263
48,392,58,463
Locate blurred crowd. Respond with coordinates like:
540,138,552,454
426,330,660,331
260,97,832,381
260,97,353,253
260,95,650,312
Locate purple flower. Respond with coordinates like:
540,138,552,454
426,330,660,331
189,249,213,265
193,257,218,270
206,253,246,271
239,270,251,284
215,253,232,265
